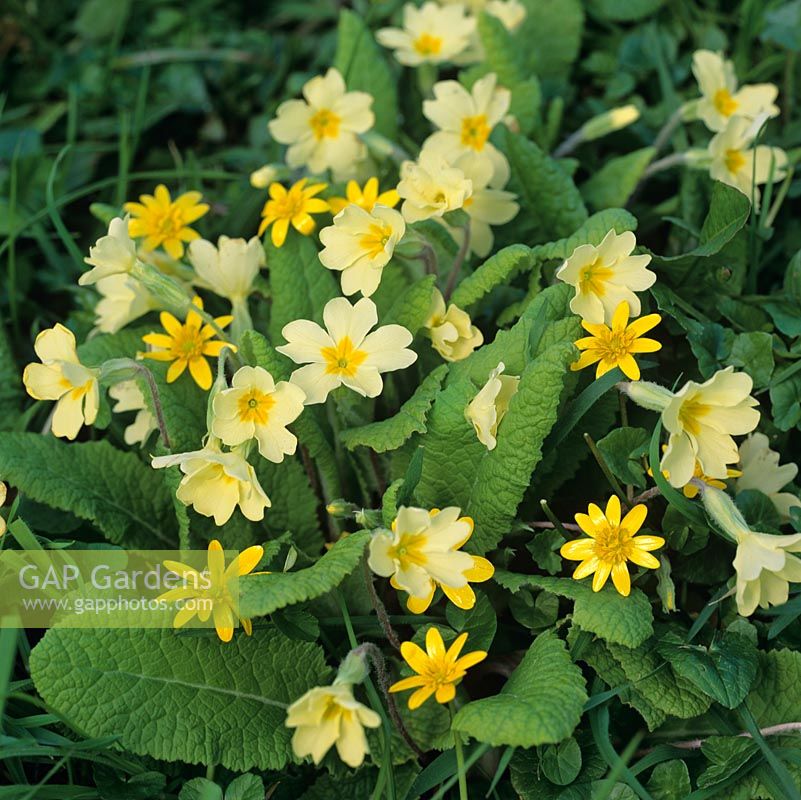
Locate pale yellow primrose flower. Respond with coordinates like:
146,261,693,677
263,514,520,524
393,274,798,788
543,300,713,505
0,482,6,537
277,296,417,404
707,116,787,206
152,444,270,526
188,236,264,304
422,73,511,188
79,217,138,286
397,148,473,224
268,68,374,177
23,324,100,441
438,0,526,30
465,361,520,451
736,433,801,520
659,368,760,488
109,380,157,446
377,2,476,66
692,50,779,133
159,539,264,642
701,486,801,617
93,274,157,335
555,229,656,326
425,288,483,361
249,164,279,189
368,506,494,613
212,366,305,463
440,149,519,257
286,683,380,768
318,204,406,297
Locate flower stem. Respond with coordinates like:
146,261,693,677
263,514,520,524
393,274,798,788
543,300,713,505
363,558,401,651
449,704,469,800
134,363,171,449
584,432,630,507
443,221,471,301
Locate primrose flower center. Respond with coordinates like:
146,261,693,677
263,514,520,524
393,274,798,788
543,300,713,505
460,114,491,150
713,88,739,117
359,222,393,259
594,523,635,565
321,336,368,377
578,259,614,296
413,32,443,56
388,532,428,568
677,397,713,437
724,148,747,174
237,388,275,425
309,108,341,141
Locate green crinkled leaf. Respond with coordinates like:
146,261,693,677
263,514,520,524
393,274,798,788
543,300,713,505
30,627,329,772
453,630,587,747
645,760,692,800
0,433,175,547
333,9,397,139
267,234,339,343
518,0,584,82
477,12,525,86
581,148,656,210
727,331,775,389
239,531,369,616
495,572,654,647
445,590,497,652
340,365,447,452
746,649,801,726
416,342,575,554
224,774,264,800
657,631,758,709
530,208,638,264
147,359,208,453
770,372,801,431
180,778,222,800
698,737,761,788
500,128,588,244
383,274,436,333
77,327,146,366
450,244,532,310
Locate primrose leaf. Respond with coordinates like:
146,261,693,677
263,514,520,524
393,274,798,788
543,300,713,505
30,626,330,772
495,572,654,647
450,244,532,311
239,531,370,617
518,0,584,82
383,274,437,334
477,12,526,86
746,648,801,725
587,0,665,22
581,148,656,210
0,433,175,548
416,339,575,554
340,365,447,452
452,630,587,746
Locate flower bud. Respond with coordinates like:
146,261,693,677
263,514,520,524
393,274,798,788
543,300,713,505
619,380,673,412
700,485,749,543
98,357,141,385
335,647,370,686
249,164,280,189
130,261,193,316
355,509,384,530
581,105,640,141
326,499,358,518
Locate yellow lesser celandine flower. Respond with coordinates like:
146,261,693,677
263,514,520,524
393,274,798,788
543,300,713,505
22,324,100,441
211,365,306,462
422,73,511,187
109,380,157,446
465,362,519,451
560,495,665,596
188,236,264,304
257,179,330,248
701,486,801,617
368,506,494,613
79,217,138,286
93,274,157,334
660,367,760,488
123,185,209,260
571,301,661,381
140,297,233,391
327,177,400,215
439,149,518,257
555,229,656,325
376,2,476,66
158,539,264,642
276,296,417,404
268,68,374,177
397,147,473,223
707,116,788,207
389,627,487,709
425,288,483,361
692,50,779,132
736,433,801,520
286,683,380,767
152,443,271,525
318,204,406,297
